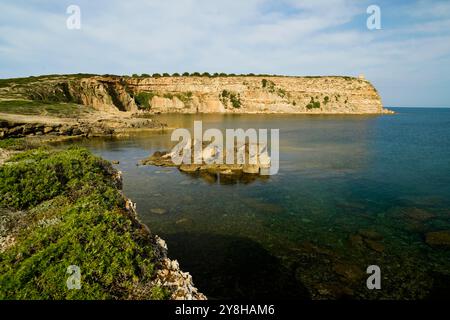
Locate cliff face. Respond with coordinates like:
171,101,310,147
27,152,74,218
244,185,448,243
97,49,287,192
0,75,387,114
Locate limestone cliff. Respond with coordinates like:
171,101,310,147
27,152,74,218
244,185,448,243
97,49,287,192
0,74,389,114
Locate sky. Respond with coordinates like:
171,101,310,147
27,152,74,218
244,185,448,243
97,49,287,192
1,0,450,107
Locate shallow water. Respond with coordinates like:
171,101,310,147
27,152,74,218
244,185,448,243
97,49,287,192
73,108,450,299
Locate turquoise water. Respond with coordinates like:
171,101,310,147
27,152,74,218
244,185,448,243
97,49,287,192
74,108,450,299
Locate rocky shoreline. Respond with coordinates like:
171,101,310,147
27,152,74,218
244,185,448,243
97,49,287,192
0,143,205,300
0,116,167,139
119,174,206,300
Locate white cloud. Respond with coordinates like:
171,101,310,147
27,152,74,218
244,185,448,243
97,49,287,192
0,0,449,106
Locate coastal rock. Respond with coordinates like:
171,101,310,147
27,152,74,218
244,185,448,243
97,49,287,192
404,208,436,222
364,239,385,253
358,229,383,241
152,236,206,300
150,208,167,215
333,262,364,283
425,231,450,248
179,164,200,173
242,164,260,174
348,234,364,248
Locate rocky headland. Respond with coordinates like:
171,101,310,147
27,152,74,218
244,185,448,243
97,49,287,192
1,74,391,115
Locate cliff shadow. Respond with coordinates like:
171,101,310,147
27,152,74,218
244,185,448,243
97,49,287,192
160,232,310,299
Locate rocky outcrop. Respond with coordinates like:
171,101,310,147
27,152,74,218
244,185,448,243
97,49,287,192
0,117,165,139
140,140,272,182
0,74,390,114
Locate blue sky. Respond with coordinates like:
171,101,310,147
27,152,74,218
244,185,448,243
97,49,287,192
1,0,450,106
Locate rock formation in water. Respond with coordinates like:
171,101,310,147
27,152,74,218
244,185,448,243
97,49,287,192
0,74,391,114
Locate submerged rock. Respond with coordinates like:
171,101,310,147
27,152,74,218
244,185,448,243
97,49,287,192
364,239,385,253
425,231,450,248
150,208,167,215
141,140,271,184
358,229,383,241
332,261,364,283
404,208,436,222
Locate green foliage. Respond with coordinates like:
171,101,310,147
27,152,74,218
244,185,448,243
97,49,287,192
172,73,180,77
141,74,150,77
261,79,268,88
152,73,161,78
306,97,321,109
201,72,211,77
0,147,168,300
261,79,287,98
134,92,157,110
162,92,193,106
0,138,29,151
0,100,92,117
132,74,139,78
191,72,201,77
162,73,171,77
182,72,190,76
220,90,241,108
0,147,117,209
324,96,329,105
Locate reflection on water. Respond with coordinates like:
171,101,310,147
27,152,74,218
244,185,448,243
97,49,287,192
70,109,450,299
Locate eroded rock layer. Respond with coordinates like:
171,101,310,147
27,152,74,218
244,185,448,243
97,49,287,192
0,75,388,114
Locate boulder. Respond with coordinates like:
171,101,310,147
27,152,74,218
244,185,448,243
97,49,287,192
425,231,450,248
43,126,54,134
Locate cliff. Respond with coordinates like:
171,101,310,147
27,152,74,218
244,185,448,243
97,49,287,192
0,74,388,114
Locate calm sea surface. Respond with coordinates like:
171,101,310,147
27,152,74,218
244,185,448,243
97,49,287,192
73,108,450,299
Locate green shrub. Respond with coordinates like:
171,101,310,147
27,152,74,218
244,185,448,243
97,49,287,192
306,97,321,109
152,73,161,78
0,138,29,151
134,92,157,110
182,72,190,76
219,90,241,108
0,147,169,299
162,73,171,77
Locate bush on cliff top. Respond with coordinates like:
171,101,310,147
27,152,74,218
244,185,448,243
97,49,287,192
0,146,168,299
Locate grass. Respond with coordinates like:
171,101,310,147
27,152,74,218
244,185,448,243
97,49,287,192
0,100,92,117
0,138,30,151
0,146,169,299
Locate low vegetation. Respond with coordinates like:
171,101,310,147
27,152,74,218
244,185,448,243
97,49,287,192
0,100,92,117
261,79,287,98
0,146,168,299
306,97,321,109
133,92,157,110
220,90,241,109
